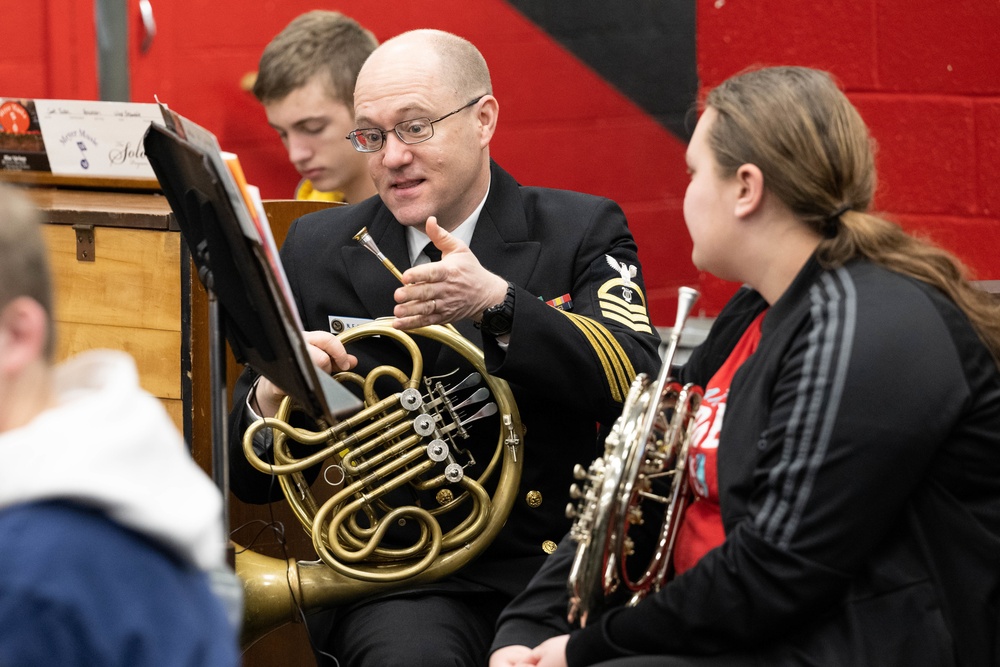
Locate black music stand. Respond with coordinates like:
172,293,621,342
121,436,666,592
142,122,361,544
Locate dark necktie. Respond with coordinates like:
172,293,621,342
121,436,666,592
422,242,442,263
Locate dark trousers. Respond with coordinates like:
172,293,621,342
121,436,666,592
308,591,510,667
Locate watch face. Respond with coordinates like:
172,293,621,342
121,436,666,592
486,312,513,336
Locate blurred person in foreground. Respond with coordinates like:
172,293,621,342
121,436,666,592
253,10,378,204
489,65,1000,667
0,183,241,667
229,28,662,667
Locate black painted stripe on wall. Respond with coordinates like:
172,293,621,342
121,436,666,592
503,0,698,141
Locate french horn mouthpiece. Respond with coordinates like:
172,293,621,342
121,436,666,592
354,226,405,283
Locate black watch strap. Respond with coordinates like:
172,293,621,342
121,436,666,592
476,281,516,337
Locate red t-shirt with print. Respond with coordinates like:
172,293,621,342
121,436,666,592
672,311,766,575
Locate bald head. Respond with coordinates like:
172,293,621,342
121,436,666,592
358,30,492,105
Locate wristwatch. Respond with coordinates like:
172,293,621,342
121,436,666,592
477,281,516,337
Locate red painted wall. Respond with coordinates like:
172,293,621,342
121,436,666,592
696,0,1000,310
3,0,997,322
0,0,97,100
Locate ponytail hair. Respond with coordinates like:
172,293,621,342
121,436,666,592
705,66,1000,365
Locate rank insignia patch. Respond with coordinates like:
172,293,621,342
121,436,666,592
600,255,653,334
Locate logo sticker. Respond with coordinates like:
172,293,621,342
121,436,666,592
328,315,372,334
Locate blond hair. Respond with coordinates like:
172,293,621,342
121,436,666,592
253,10,377,107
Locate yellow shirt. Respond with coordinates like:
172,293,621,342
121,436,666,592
294,179,346,203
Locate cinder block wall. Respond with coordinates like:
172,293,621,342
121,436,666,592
694,0,1000,310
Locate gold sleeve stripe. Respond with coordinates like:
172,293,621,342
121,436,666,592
560,311,636,402
575,315,635,401
578,316,636,393
561,311,620,402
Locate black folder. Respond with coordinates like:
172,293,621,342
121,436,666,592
142,121,361,424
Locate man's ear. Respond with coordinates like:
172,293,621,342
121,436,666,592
0,297,49,376
734,163,765,219
475,95,499,147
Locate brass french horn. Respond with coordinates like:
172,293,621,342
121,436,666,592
234,228,524,647
565,287,702,626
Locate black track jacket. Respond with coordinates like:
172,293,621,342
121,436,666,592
494,255,1000,666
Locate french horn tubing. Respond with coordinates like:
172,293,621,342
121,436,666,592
565,286,702,627
234,228,523,647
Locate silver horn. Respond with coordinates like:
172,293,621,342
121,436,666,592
566,286,702,626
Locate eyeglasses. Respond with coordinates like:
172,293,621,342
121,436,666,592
346,96,485,153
